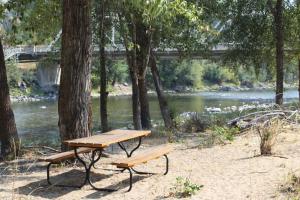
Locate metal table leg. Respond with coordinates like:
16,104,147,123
74,147,116,192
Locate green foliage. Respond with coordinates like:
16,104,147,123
202,62,237,85
6,59,21,87
211,125,240,142
158,59,193,88
91,59,129,89
170,176,203,198
4,0,61,45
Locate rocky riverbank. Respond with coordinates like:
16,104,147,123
10,94,57,103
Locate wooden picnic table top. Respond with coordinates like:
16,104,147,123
64,129,151,148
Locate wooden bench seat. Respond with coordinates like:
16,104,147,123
39,147,94,164
112,144,172,168
112,144,172,192
39,147,95,188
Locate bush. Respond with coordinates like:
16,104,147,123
202,62,237,85
255,118,282,155
170,177,203,198
211,125,240,143
174,112,211,133
6,59,21,87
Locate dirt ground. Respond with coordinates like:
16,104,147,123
1,125,300,200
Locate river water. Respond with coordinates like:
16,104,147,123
12,89,299,146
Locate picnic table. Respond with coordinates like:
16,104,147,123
63,129,151,191
40,129,172,192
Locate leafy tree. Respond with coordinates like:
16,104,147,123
219,0,286,104
117,0,211,129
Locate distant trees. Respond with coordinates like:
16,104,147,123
58,0,92,150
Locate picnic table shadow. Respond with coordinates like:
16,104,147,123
16,169,114,199
85,174,151,199
16,169,151,199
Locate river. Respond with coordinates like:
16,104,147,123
12,89,299,146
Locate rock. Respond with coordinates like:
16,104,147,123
205,107,222,113
219,86,238,92
241,81,254,88
174,85,187,92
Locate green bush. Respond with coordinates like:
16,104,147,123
6,60,21,87
211,125,240,143
202,62,237,85
170,177,203,198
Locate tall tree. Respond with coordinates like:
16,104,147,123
97,0,109,132
58,0,92,150
269,0,284,105
0,38,19,160
118,11,142,130
118,0,209,129
220,0,286,105
149,50,173,128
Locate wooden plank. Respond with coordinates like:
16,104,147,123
64,129,151,148
39,147,94,163
112,144,173,168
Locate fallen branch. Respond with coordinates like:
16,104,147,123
23,146,61,153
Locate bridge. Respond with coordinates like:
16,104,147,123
4,44,229,63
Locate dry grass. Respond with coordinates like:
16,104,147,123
254,118,282,155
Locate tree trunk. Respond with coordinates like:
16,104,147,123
0,39,20,160
129,62,142,130
59,0,92,151
136,20,151,129
149,51,173,129
98,0,108,132
298,59,300,102
274,0,284,105
138,77,151,128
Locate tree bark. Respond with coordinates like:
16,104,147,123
138,77,151,128
149,51,173,129
274,0,284,105
119,13,142,130
0,38,20,160
136,20,151,129
298,59,300,102
98,0,108,132
129,63,142,130
59,0,92,151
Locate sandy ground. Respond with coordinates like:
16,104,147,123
1,126,300,200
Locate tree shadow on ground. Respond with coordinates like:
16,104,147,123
85,174,151,199
16,169,114,199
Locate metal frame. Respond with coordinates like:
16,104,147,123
120,154,169,192
45,136,169,192
46,161,88,188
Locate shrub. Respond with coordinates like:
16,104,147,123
170,177,203,198
211,125,240,143
174,112,211,133
6,59,21,87
202,62,237,85
255,118,281,155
